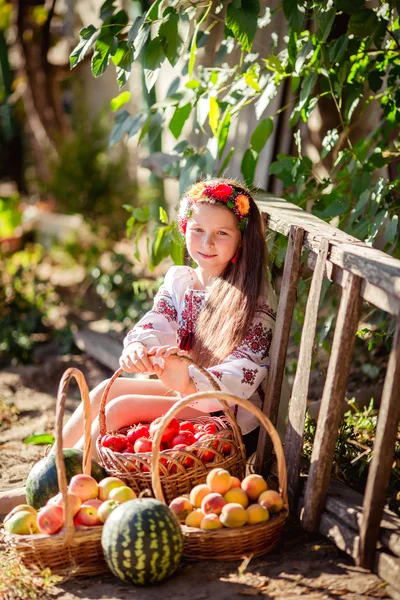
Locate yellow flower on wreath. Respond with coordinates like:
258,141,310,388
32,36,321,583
189,183,207,201
236,194,250,216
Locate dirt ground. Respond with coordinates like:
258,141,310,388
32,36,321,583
0,354,393,600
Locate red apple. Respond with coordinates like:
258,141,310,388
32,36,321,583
74,505,101,527
179,421,195,434
48,492,82,517
149,416,180,443
37,504,64,535
69,474,98,502
171,431,196,447
133,437,152,453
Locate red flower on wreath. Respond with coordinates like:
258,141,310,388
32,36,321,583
207,183,233,201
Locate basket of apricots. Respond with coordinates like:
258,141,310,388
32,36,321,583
2,368,136,577
95,364,247,504
150,391,288,561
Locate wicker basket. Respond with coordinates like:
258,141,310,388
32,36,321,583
95,359,246,504
151,390,289,561
3,368,108,577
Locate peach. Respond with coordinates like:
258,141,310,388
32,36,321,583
200,514,223,530
97,476,126,501
98,500,120,523
246,503,270,525
201,492,226,515
189,483,211,508
69,474,98,502
223,487,249,508
184,509,205,528
257,490,284,514
82,499,103,510
37,504,64,534
206,468,232,495
74,505,101,527
49,492,82,517
220,503,248,528
168,496,193,522
230,476,241,488
108,486,137,503
4,510,38,535
240,474,268,501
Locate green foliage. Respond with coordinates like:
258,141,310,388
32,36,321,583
303,401,400,516
0,193,22,237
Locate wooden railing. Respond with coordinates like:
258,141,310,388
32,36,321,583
254,195,400,593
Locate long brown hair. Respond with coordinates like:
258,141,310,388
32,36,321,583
184,178,269,367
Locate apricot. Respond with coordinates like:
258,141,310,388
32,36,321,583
240,474,268,501
201,492,226,515
230,476,241,488
200,514,223,530
257,490,284,514
223,487,249,508
220,502,248,528
184,508,205,528
189,483,212,508
168,496,193,522
246,503,270,525
206,468,232,495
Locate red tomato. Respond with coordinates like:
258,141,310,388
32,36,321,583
133,437,153,453
170,444,194,469
127,424,150,445
194,431,204,441
179,421,195,434
101,434,128,452
149,416,180,443
123,444,135,454
197,433,219,450
171,431,196,447
203,423,217,435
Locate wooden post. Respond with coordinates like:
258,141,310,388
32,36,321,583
302,272,362,531
285,238,330,510
255,225,304,473
358,318,400,569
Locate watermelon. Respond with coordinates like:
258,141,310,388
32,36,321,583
101,498,183,585
25,448,107,509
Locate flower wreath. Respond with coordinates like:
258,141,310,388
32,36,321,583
177,182,251,234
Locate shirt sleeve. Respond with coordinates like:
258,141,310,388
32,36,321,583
123,267,181,350
187,301,276,413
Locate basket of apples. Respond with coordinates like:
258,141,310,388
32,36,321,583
150,390,289,561
95,363,247,504
2,368,137,577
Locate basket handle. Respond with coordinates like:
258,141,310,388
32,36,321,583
55,368,93,544
97,355,241,442
151,391,288,507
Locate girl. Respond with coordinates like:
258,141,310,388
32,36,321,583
0,178,284,514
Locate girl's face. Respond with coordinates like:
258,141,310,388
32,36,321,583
186,203,241,277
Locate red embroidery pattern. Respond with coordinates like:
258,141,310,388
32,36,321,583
177,291,205,348
232,322,273,361
153,289,178,323
210,369,223,381
257,303,277,321
241,367,258,386
140,323,154,330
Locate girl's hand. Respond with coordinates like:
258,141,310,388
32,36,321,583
148,346,195,394
119,342,154,373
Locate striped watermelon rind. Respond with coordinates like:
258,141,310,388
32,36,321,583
101,498,184,585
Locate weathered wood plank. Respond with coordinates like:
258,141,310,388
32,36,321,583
285,238,330,510
255,225,304,472
257,195,400,301
302,273,362,532
307,252,400,316
359,318,400,569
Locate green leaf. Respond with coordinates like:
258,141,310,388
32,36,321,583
385,215,398,244
127,112,148,139
143,37,165,92
133,21,150,59
217,107,231,158
348,9,379,38
99,10,128,38
24,433,55,445
294,40,313,74
100,0,117,20
159,206,169,224
109,110,132,146
218,146,235,177
255,78,278,119
110,91,131,112
328,34,348,64
111,41,134,87
146,0,163,21
226,0,260,51
316,7,336,42
282,0,305,33
128,14,145,45
70,25,98,69
209,96,220,136
91,36,117,77
250,117,273,153
169,103,192,139
159,8,182,66
241,148,258,185
335,0,365,15
321,128,339,158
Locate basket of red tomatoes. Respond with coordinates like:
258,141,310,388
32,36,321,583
95,363,246,504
